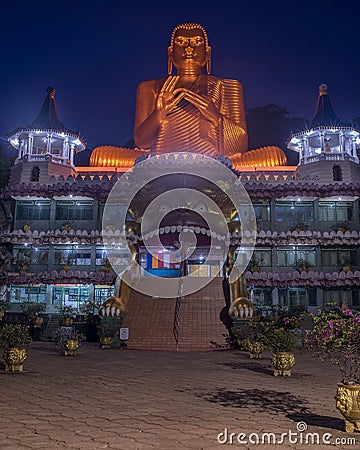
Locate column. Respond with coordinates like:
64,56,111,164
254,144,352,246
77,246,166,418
302,136,308,163
272,287,279,306
339,131,344,154
46,284,53,312
351,137,357,158
319,131,325,153
88,284,95,306
46,133,52,154
62,139,69,163
69,144,75,166
19,139,25,159
28,134,34,157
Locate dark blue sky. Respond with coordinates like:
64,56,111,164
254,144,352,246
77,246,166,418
1,0,360,150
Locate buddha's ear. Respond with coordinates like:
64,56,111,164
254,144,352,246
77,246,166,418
206,46,212,75
167,46,173,75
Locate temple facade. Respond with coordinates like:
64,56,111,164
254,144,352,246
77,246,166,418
1,83,360,323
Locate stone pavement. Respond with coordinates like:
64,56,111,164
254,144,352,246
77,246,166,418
0,342,359,450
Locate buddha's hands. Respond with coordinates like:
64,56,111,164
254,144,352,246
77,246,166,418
183,90,221,126
156,76,186,118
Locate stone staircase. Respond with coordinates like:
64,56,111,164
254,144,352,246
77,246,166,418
122,277,229,351
42,314,62,341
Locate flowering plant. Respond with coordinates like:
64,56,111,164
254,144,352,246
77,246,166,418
0,324,32,348
261,326,297,353
304,308,360,385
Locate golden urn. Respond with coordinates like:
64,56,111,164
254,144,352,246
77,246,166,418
64,339,79,356
335,385,360,432
100,336,113,349
271,352,296,377
249,341,264,359
3,347,27,372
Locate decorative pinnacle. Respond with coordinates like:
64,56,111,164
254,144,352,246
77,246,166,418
319,83,328,95
46,86,56,98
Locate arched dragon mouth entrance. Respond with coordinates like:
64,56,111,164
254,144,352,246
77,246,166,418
139,208,229,278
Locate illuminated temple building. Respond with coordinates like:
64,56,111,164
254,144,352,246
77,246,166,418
1,82,360,350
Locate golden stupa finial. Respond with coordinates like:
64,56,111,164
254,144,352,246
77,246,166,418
319,83,328,96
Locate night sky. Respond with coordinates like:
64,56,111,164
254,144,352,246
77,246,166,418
1,0,360,151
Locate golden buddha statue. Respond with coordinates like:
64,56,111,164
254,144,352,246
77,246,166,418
134,22,286,167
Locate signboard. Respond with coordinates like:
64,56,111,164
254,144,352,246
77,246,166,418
119,327,129,341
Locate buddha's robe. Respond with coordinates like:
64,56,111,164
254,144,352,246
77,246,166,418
134,74,248,158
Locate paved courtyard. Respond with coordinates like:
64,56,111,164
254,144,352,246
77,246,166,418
0,342,359,450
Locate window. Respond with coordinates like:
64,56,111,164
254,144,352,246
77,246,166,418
253,200,270,221
56,200,93,221
275,201,314,222
54,245,91,266
276,247,316,267
12,245,49,266
10,285,46,304
52,285,90,310
322,289,358,308
99,201,128,225
332,165,342,181
321,248,356,267
96,247,109,265
94,286,114,306
251,249,272,267
251,288,272,306
318,201,353,222
16,201,51,220
31,166,40,182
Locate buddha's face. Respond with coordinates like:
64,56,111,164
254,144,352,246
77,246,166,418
170,27,208,72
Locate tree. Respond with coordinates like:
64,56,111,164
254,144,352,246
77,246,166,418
0,144,13,189
246,104,309,166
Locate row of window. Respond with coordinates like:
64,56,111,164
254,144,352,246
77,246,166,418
16,200,356,223
252,287,359,308
10,285,114,310
12,245,357,269
9,285,359,310
252,200,354,222
13,245,116,266
241,246,357,268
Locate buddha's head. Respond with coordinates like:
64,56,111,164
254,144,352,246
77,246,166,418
168,22,211,75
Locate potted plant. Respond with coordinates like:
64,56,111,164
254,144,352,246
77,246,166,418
97,324,117,349
340,257,356,273
261,325,297,376
291,222,309,233
0,324,32,372
0,297,10,321
304,307,360,432
53,327,84,356
58,305,77,326
332,222,348,233
293,258,313,273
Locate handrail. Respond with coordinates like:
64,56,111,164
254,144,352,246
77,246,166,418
173,259,186,347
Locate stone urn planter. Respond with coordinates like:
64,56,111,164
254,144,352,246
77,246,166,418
64,339,79,356
3,347,27,372
237,338,251,351
100,336,113,349
335,385,360,432
271,351,296,377
248,341,264,359
0,324,32,372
